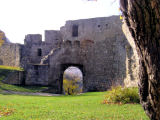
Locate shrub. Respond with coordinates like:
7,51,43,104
63,78,79,95
103,86,140,104
63,71,83,95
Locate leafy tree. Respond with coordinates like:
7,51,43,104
120,0,160,119
0,32,4,47
63,73,82,95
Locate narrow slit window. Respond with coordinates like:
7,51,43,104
37,48,42,56
72,25,78,37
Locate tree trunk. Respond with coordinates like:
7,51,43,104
120,0,160,119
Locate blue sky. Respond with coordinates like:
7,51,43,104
0,0,119,43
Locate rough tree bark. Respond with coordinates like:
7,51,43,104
120,0,160,119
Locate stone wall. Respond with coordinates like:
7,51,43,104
0,43,21,67
45,30,62,46
25,64,49,85
3,71,24,85
122,21,139,87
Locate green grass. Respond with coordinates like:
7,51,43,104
0,68,149,119
0,92,149,120
0,83,47,93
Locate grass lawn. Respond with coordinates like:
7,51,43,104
0,83,48,93
0,92,149,120
0,69,149,119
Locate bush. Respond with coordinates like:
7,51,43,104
63,78,79,95
103,86,140,104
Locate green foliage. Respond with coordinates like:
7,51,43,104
0,82,48,93
63,78,82,95
0,92,149,120
0,32,5,46
103,86,140,104
63,73,82,95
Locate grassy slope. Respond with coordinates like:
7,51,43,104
0,92,149,120
0,69,47,93
0,65,24,71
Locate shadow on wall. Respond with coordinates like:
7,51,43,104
0,59,3,65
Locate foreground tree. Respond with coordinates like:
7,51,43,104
120,0,160,119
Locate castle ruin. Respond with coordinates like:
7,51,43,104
0,16,139,93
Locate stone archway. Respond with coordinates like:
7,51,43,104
59,64,84,94
63,66,83,95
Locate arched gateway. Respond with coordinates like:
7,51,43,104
63,66,83,94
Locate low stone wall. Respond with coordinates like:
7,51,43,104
3,71,24,85
25,64,49,86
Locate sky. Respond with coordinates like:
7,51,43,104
64,66,83,79
0,0,119,43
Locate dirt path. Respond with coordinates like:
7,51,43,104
0,90,61,96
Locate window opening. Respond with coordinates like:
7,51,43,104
72,25,78,37
37,48,42,56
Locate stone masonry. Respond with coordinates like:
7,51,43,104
0,16,139,93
